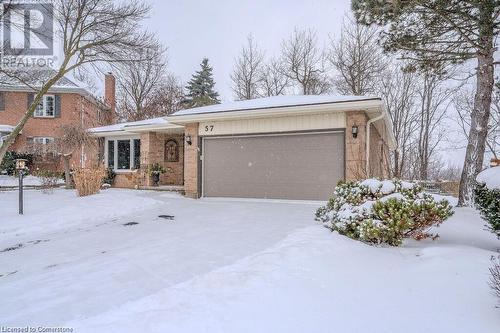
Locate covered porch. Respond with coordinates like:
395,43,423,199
90,117,185,190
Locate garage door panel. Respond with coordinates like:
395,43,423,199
203,132,344,200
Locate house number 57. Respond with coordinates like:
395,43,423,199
205,125,214,132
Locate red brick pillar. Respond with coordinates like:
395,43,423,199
184,123,200,198
345,111,368,180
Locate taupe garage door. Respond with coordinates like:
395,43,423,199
202,131,344,200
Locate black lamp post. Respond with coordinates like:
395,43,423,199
15,159,27,215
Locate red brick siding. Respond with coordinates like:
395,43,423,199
0,91,111,171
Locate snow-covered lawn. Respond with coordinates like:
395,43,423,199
0,189,499,332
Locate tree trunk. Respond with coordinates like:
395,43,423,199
393,150,400,178
458,52,494,206
63,153,73,189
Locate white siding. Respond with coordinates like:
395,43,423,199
198,112,346,136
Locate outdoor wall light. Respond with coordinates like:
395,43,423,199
185,134,192,146
352,125,358,139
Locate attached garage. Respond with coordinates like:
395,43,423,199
92,95,396,199
202,131,344,200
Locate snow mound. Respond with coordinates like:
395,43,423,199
0,175,64,187
476,166,500,190
360,179,382,193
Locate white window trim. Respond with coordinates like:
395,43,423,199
105,136,140,173
34,95,56,118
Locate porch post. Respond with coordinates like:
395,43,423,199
184,123,200,198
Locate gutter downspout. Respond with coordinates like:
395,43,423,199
366,113,385,178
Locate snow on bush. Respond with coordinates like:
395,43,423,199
475,167,500,237
476,166,500,190
316,179,454,246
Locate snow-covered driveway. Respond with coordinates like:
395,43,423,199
0,189,317,327
1,189,499,332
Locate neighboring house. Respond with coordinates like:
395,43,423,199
0,71,115,171
90,95,396,200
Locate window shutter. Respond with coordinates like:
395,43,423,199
27,93,34,110
54,95,61,118
0,92,5,111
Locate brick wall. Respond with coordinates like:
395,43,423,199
183,123,199,198
369,123,390,179
0,91,111,171
139,131,184,187
345,111,368,180
104,73,116,123
345,111,391,180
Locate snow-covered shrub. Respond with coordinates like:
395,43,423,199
475,167,500,238
316,179,454,246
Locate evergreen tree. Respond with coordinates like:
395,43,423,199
352,0,500,206
185,58,220,107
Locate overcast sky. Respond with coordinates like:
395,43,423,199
145,0,351,101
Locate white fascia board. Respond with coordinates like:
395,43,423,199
122,123,184,133
90,130,132,138
167,99,384,124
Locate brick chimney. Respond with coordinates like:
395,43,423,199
104,73,116,123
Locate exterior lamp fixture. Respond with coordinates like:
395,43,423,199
15,159,28,215
352,125,358,139
186,134,192,146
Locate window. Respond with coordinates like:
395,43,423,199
33,137,54,145
106,138,140,171
32,137,55,154
34,95,55,117
117,140,131,170
133,139,141,168
107,140,114,169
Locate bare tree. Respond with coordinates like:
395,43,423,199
280,28,330,95
231,36,264,100
116,41,167,120
24,123,96,188
377,65,419,178
329,15,386,96
416,70,456,180
119,74,184,121
0,0,156,164
259,59,290,97
453,85,500,160
56,123,96,188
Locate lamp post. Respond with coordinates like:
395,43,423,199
15,159,27,215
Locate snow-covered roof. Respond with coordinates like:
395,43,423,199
172,95,380,117
476,166,500,190
0,69,100,99
89,117,181,136
0,124,14,133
